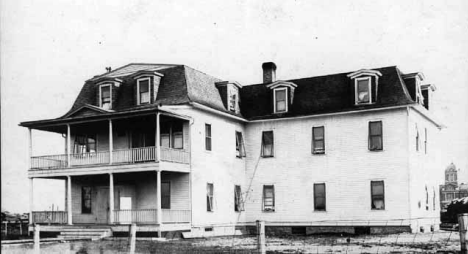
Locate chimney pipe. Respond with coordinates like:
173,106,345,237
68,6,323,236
262,62,277,84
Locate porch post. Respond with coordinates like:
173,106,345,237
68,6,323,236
29,178,34,225
64,178,68,212
156,169,162,237
28,128,32,169
67,176,72,225
109,119,113,165
109,173,114,224
67,124,71,167
156,113,160,162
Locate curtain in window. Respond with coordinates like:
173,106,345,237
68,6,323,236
263,185,275,211
369,121,382,150
234,185,243,212
357,79,370,103
206,183,214,211
139,80,150,104
371,181,385,210
74,135,96,154
101,85,111,109
261,131,274,157
275,89,286,112
236,132,246,157
312,127,325,153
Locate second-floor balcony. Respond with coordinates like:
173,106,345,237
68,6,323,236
24,110,191,172
30,146,190,170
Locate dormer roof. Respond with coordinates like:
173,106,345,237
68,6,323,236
347,69,383,79
266,80,298,89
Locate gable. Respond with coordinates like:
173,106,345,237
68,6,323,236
63,105,111,118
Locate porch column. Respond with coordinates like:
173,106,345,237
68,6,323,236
28,128,32,169
64,178,68,212
156,113,160,162
156,169,162,237
109,119,113,165
109,173,114,224
29,178,34,225
67,176,72,225
67,124,71,167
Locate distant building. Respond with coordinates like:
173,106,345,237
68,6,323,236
439,163,468,211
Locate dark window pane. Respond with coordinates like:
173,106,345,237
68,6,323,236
314,184,326,211
370,122,382,135
161,182,170,209
262,131,274,157
357,79,370,103
371,181,385,210
263,185,275,211
139,80,149,93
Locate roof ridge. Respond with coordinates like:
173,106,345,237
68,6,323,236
89,63,183,81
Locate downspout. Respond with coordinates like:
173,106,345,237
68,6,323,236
406,106,413,229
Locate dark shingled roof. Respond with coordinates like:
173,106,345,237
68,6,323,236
240,66,415,120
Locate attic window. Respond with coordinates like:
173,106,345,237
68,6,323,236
355,77,371,104
99,84,112,109
274,88,288,113
228,86,239,113
137,78,151,105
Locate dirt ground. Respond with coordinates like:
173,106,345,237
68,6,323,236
1,231,463,253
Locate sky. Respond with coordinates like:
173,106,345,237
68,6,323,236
1,0,467,213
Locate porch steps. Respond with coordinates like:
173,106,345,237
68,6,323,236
57,228,112,240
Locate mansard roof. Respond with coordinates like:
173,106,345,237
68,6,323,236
240,66,415,120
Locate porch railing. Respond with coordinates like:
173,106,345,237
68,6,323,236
30,146,190,170
32,211,68,224
113,209,191,224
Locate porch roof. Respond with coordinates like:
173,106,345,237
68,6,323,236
19,106,191,133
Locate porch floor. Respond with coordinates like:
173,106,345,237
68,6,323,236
29,223,191,233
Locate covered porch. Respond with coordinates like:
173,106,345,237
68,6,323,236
29,171,191,235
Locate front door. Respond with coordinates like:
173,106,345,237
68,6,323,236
96,187,109,224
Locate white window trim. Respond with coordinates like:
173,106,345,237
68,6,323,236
273,87,288,113
137,77,151,105
99,83,112,109
354,76,372,105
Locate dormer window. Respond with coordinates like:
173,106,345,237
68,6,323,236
355,77,371,104
137,78,150,105
99,84,112,110
274,88,287,113
228,86,239,113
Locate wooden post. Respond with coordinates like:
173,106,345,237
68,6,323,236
156,169,162,238
156,113,160,162
257,220,266,254
67,176,72,225
129,223,137,254
28,128,32,169
459,213,468,254
109,173,114,224
29,178,34,225
34,224,40,254
67,124,71,167
109,119,113,165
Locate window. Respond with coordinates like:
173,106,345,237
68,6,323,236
261,131,274,157
263,185,275,212
234,185,244,212
314,183,326,211
433,187,436,211
274,88,288,113
371,181,385,210
228,86,238,112
81,187,92,214
424,128,427,154
236,131,246,157
207,183,214,212
312,126,325,154
425,186,429,211
160,123,183,149
161,182,170,209
205,124,212,151
131,131,155,148
137,78,150,105
74,135,97,154
355,77,371,104
416,128,420,151
100,84,112,109
172,124,183,149
368,121,383,151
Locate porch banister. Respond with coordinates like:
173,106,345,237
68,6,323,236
109,119,113,165
156,113,160,162
67,124,71,167
67,176,72,225
109,173,114,224
156,169,162,237
29,178,33,225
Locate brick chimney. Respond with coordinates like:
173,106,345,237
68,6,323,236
262,62,277,84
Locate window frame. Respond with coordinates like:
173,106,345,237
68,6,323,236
262,185,275,212
137,77,151,105
74,134,97,154
234,185,244,212
354,76,372,105
81,187,92,214
261,131,274,157
99,83,112,109
371,181,385,210
313,183,326,211
205,124,212,151
206,183,214,212
235,131,246,158
228,86,238,113
368,121,383,151
424,128,427,154
312,126,325,154
273,87,288,113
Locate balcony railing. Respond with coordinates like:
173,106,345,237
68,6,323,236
32,211,68,224
30,146,189,170
113,209,191,224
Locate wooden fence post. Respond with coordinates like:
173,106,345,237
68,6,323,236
129,223,137,254
256,220,266,254
459,213,468,254
34,224,40,254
